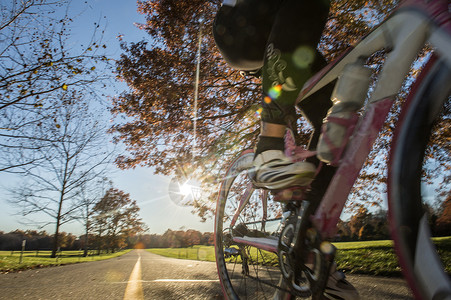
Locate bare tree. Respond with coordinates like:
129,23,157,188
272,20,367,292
0,0,112,172
9,92,115,258
78,177,112,257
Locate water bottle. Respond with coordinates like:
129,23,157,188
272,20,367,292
317,59,372,164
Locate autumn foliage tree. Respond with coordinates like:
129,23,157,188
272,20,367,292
349,207,371,239
112,1,260,175
93,188,147,253
111,0,449,221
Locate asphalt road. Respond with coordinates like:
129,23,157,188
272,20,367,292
0,249,413,299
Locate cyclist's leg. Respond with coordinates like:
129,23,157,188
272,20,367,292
260,0,330,126
253,0,330,189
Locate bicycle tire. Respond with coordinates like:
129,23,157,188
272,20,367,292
214,149,294,300
388,55,451,300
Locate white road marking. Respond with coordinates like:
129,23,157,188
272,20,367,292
123,255,144,300
111,279,220,284
153,279,220,282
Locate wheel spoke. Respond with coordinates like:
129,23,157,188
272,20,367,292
215,150,291,299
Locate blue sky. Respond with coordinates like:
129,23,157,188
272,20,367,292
0,0,214,235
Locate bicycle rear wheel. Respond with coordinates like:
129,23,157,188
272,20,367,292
215,149,293,300
388,56,451,300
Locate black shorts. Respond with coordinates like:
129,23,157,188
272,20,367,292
213,0,279,71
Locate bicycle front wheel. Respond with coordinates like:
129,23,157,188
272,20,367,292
388,55,451,300
214,149,293,300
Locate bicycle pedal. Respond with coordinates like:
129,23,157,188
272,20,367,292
274,187,305,202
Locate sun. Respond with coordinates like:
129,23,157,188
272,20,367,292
168,177,202,206
180,182,193,196
179,179,202,198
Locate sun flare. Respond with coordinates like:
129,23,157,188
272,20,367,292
180,182,193,196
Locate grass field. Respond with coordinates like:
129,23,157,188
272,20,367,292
335,237,451,276
0,249,131,273
148,245,216,262
148,237,451,277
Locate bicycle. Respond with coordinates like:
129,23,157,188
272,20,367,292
214,0,451,299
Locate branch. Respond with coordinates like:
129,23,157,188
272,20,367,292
0,1,34,31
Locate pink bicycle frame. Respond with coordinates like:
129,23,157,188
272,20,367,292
295,0,451,238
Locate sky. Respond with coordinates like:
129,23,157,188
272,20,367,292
0,0,214,235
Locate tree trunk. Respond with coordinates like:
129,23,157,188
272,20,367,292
51,187,65,258
83,208,89,257
97,225,103,255
51,220,60,258
83,230,89,257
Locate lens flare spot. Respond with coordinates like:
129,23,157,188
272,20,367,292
320,241,335,255
293,46,315,69
264,96,272,104
268,84,282,99
134,242,145,249
255,107,263,116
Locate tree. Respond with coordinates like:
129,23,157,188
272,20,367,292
58,231,76,249
184,229,201,247
111,0,263,220
349,206,371,239
9,95,114,258
201,232,214,246
436,194,451,237
358,223,375,241
0,0,111,173
93,188,147,253
78,178,112,257
336,219,352,241
0,229,54,250
111,0,449,220
371,209,390,240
